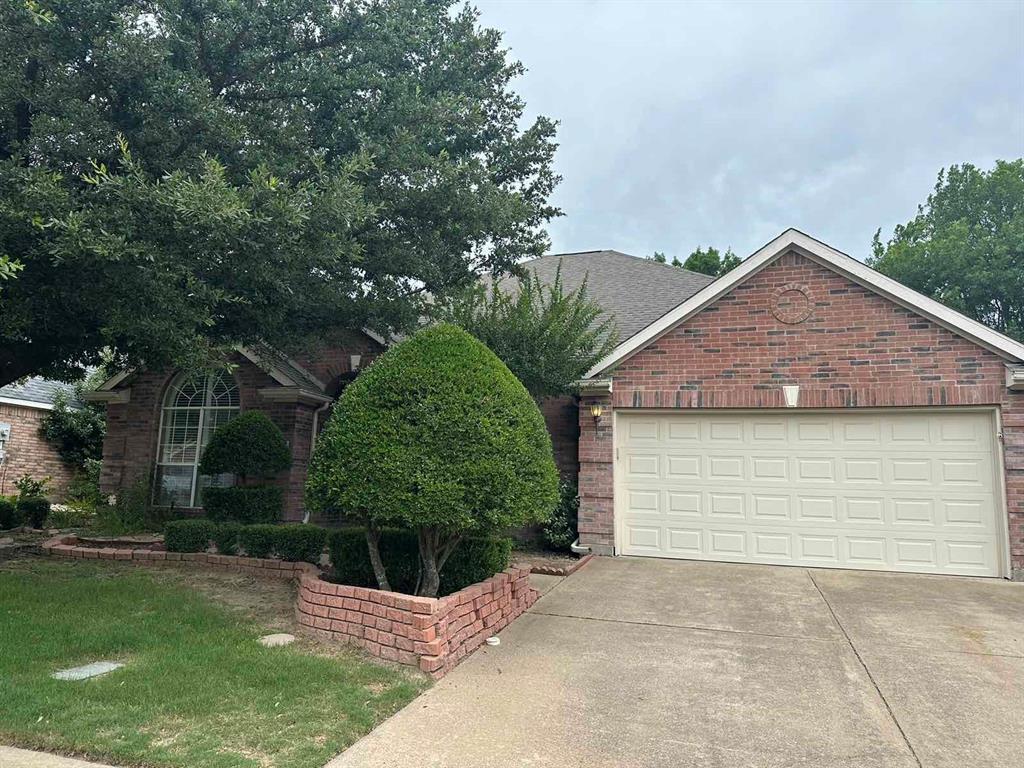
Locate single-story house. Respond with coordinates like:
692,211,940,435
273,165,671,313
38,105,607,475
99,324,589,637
86,229,1024,579
0,377,81,498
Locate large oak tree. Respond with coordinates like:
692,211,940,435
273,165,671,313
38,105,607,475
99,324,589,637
0,0,560,386
870,160,1023,341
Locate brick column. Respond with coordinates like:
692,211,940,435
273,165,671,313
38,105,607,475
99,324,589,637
578,392,614,555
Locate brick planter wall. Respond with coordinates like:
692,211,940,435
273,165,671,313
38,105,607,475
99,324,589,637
41,535,538,678
296,566,537,678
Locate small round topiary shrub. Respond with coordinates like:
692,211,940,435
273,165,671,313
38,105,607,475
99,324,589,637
17,496,51,529
199,411,291,523
0,497,22,530
307,323,559,596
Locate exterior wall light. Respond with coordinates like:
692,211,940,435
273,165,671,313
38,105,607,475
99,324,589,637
590,403,605,420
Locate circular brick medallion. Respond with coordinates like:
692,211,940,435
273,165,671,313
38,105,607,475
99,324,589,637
771,284,813,324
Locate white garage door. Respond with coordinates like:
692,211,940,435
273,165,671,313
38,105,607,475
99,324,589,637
616,410,1004,576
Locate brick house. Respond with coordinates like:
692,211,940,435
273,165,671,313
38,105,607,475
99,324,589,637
87,229,1024,578
0,378,80,499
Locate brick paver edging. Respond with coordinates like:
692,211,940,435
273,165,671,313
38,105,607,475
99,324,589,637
41,535,538,678
525,553,594,577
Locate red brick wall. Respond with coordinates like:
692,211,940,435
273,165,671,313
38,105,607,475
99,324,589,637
0,403,76,500
578,251,1024,573
99,332,384,522
541,396,579,480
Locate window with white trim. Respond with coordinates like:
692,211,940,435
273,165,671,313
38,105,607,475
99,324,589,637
154,371,240,508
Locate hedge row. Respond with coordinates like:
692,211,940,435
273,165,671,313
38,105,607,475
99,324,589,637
0,496,51,529
162,521,513,595
164,520,326,563
327,528,513,597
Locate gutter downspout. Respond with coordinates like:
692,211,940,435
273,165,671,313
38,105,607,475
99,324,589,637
570,538,591,555
302,400,333,524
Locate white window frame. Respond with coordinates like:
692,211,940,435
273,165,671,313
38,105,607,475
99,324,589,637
153,371,240,508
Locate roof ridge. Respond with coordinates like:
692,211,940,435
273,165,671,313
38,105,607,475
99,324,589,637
522,249,716,283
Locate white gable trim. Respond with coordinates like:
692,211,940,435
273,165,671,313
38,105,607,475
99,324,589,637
584,228,1024,379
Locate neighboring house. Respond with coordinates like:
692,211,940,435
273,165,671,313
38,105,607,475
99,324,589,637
86,229,1024,579
0,377,80,498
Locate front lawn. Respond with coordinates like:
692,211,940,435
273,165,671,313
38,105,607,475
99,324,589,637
0,559,427,768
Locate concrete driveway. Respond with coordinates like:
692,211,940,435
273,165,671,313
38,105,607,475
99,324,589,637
330,557,1024,768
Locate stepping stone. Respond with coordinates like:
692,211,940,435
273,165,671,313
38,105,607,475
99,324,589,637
52,661,124,681
259,633,295,647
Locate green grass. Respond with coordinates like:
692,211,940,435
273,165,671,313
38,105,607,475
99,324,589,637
0,559,427,767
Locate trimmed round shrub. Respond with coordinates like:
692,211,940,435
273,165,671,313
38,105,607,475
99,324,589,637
199,411,291,478
203,486,283,524
0,497,22,529
212,522,244,555
238,524,278,558
164,519,216,552
308,324,559,596
273,525,328,563
17,496,50,529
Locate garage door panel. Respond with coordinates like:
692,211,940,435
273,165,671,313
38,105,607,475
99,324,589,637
616,410,1002,577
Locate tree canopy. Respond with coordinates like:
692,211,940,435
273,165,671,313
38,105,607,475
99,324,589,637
306,324,559,596
0,0,559,387
438,263,617,399
869,160,1023,341
683,246,741,277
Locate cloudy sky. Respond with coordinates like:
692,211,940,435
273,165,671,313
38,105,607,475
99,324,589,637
473,0,1024,262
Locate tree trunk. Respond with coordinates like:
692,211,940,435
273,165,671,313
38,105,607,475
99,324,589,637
364,525,391,593
416,528,462,598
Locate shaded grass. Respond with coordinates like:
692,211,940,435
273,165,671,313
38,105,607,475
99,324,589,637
0,559,427,767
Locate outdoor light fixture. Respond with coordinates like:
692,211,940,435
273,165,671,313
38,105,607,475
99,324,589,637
589,403,605,420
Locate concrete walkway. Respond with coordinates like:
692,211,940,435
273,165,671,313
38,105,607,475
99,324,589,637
329,557,1024,768
0,747,117,768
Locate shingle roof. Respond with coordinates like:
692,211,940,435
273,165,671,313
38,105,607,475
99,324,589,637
505,250,716,342
0,377,81,408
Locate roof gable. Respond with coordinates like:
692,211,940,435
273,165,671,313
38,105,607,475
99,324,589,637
584,228,1024,378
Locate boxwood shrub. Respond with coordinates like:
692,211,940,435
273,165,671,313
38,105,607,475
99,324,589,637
164,519,216,552
211,522,244,555
203,486,283,524
237,524,278,558
328,528,512,596
0,497,22,529
273,525,328,563
17,496,51,529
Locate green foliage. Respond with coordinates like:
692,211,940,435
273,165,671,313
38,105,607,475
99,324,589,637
211,522,244,556
438,537,513,596
164,519,216,553
199,412,292,479
65,459,103,507
0,0,559,388
16,496,50,529
203,486,283,524
327,528,512,596
439,264,618,399
308,324,559,595
14,474,50,499
0,497,21,529
38,389,105,468
46,503,94,529
542,481,580,552
238,525,278,559
869,160,1024,341
272,525,328,564
683,246,741,277
652,251,667,263
92,478,162,535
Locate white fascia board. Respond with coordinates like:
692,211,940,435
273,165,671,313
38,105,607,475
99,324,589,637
256,386,332,405
0,396,54,411
584,228,1024,379
361,327,388,346
81,389,131,404
97,369,133,391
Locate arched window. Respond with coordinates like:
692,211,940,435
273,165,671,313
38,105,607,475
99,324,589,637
154,371,240,508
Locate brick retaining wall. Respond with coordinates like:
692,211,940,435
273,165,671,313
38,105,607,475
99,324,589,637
42,535,538,678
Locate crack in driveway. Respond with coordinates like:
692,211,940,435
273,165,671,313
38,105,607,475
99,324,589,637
807,569,924,768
